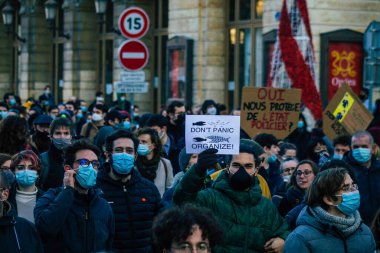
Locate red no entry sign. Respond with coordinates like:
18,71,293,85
118,7,150,39
118,40,149,71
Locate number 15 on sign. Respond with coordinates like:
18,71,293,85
118,7,150,39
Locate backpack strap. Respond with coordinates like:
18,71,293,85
160,158,168,184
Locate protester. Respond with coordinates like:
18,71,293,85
254,133,283,193
279,142,297,161
0,102,9,120
0,153,12,184
0,170,43,253
200,99,218,115
34,140,114,253
306,136,330,167
80,104,107,142
145,114,173,158
38,85,54,108
30,114,53,155
39,118,73,191
343,130,380,225
136,127,173,196
97,129,162,253
173,140,290,252
332,134,351,160
274,160,318,217
94,109,124,151
0,115,29,155
7,150,43,223
166,100,186,143
285,113,311,160
272,157,299,206
284,168,376,253
153,204,224,253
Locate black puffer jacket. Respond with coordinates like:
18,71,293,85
97,167,163,253
0,201,43,253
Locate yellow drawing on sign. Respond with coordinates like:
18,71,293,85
333,92,354,122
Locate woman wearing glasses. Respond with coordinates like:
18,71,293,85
153,204,223,253
284,168,376,253
8,150,44,224
276,160,319,217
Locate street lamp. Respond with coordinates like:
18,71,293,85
2,2,26,42
44,0,70,39
94,0,108,17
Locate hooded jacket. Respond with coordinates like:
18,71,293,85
0,201,43,253
96,168,163,253
284,207,376,253
34,186,115,253
344,152,380,225
173,166,289,253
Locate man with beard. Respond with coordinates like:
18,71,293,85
38,118,73,191
173,140,289,253
97,129,162,253
30,115,53,155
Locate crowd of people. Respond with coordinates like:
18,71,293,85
1,87,380,253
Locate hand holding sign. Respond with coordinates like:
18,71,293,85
195,148,219,175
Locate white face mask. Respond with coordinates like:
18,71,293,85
92,113,103,122
206,107,217,115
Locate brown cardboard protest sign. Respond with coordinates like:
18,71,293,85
240,87,302,139
323,83,373,141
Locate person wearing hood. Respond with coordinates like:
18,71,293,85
96,129,163,253
38,118,73,191
343,130,380,225
173,139,290,253
30,114,53,156
284,167,375,253
201,99,218,115
0,170,43,253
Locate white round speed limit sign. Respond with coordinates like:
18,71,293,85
118,7,150,39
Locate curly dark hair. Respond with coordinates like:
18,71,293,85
0,116,29,155
137,127,163,157
153,204,223,252
64,139,100,167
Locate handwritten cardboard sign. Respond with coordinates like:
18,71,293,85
240,87,302,139
185,115,240,155
323,83,373,141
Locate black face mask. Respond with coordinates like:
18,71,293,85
228,166,254,191
34,130,51,152
174,113,185,125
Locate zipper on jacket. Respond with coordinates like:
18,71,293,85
84,209,89,253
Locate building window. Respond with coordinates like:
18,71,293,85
227,0,263,110
153,0,168,112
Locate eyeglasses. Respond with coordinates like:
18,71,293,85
16,165,35,171
283,167,296,173
339,183,358,192
74,159,100,170
171,242,210,253
295,170,313,177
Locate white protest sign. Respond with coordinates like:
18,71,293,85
185,115,240,155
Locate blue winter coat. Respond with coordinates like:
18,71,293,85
97,168,163,253
0,201,43,253
34,186,115,253
284,207,376,253
344,153,380,225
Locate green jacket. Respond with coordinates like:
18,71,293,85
173,166,290,253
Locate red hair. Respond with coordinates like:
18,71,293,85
11,150,41,172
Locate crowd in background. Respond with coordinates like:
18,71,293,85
0,85,380,252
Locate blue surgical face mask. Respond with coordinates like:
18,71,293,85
117,121,130,130
9,98,16,106
297,121,305,129
268,154,277,164
16,170,37,187
335,190,360,215
0,111,8,119
5,170,15,185
352,148,371,164
137,144,152,156
75,165,97,189
112,153,135,175
333,153,343,160
76,113,83,119
80,106,87,113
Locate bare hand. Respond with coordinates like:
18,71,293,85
63,170,76,188
264,237,285,253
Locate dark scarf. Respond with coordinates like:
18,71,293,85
136,155,160,182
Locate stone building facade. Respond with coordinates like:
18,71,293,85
0,0,379,112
